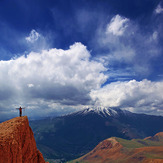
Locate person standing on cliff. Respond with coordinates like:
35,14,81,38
16,107,25,117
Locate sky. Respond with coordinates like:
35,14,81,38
0,0,163,120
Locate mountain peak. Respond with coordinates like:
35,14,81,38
69,106,131,118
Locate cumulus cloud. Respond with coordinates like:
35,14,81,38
26,29,40,43
106,15,129,36
0,42,107,119
95,13,162,79
0,41,163,119
155,3,163,14
90,79,163,115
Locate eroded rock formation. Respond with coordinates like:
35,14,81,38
0,116,47,163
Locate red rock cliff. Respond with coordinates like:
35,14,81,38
0,116,47,163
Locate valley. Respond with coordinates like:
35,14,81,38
30,107,163,161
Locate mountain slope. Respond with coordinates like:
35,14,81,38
72,132,163,163
0,116,47,163
30,107,163,161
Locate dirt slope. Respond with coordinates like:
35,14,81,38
72,132,163,163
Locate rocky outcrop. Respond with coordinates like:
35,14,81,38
0,116,47,163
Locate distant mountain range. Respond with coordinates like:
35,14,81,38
72,132,163,163
30,107,163,161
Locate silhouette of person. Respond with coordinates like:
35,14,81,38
16,107,25,117
19,107,22,117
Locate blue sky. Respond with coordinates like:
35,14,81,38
0,0,163,120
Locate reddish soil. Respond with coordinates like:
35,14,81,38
76,134,163,163
145,132,163,141
77,138,125,162
0,116,47,163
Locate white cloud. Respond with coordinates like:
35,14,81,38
155,4,163,14
0,42,163,119
27,84,34,88
151,31,158,40
90,79,163,115
0,42,107,119
106,15,129,36
95,13,162,78
26,29,40,43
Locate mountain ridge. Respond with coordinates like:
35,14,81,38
72,132,163,163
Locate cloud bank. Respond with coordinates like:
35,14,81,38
0,40,163,119
0,42,107,119
90,79,163,115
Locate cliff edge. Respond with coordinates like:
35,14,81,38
0,116,47,163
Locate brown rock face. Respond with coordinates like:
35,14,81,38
0,116,46,163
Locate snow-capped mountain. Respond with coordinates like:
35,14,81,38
67,106,132,118
30,107,163,161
